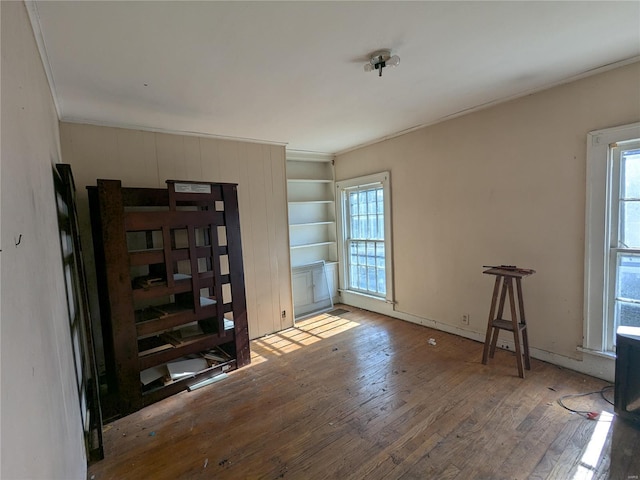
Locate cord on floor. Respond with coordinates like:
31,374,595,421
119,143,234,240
557,385,614,420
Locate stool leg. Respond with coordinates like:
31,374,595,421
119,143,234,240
521,329,531,371
516,278,531,370
489,328,500,358
507,277,525,378
490,277,509,358
495,276,509,320
482,276,502,364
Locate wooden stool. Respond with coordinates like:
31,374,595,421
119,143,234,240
481,266,535,378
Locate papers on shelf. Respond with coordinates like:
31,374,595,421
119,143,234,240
166,358,209,381
202,346,232,363
200,296,217,307
177,322,204,338
133,275,166,289
141,345,234,386
140,365,168,385
173,273,192,281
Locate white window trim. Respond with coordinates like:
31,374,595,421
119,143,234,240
336,172,393,307
584,122,640,353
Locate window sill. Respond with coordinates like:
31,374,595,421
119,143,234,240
338,289,389,303
577,346,616,360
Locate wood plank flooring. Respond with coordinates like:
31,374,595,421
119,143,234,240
88,306,640,480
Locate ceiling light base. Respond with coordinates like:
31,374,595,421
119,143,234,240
364,49,400,77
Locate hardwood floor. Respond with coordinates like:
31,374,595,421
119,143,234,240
88,306,640,480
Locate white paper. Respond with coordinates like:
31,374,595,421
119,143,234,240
166,358,209,380
140,365,167,385
174,183,211,194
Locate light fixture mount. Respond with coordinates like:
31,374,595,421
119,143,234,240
364,49,400,77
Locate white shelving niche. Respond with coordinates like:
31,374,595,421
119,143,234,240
286,151,339,318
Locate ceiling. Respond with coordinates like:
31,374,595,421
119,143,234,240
28,1,640,155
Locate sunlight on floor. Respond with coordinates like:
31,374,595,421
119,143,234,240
571,411,614,480
250,311,361,364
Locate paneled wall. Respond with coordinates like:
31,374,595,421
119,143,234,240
59,123,293,357
335,62,640,379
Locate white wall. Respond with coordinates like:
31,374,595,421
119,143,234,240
58,123,293,351
335,62,640,380
0,2,86,478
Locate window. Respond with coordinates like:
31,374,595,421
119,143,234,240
336,172,392,302
585,123,640,353
608,143,640,334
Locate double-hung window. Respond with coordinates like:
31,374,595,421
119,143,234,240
336,172,392,302
585,123,640,353
608,142,640,334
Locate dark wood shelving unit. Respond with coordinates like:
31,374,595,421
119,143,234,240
88,179,250,418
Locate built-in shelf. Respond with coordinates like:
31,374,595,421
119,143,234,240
287,178,334,183
287,152,339,317
290,241,336,250
289,221,335,228
288,200,334,205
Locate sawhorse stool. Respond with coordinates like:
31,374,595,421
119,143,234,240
481,266,535,378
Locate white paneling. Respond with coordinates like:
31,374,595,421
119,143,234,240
262,146,283,333
183,135,202,181
245,143,276,337
60,122,291,341
200,138,222,181
114,128,158,187
156,133,186,182
270,145,294,327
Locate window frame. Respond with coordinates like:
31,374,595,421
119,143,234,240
584,122,640,354
336,172,393,304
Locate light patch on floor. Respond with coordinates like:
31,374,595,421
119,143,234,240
250,312,360,362
572,411,614,480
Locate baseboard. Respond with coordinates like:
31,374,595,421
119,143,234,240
340,301,615,383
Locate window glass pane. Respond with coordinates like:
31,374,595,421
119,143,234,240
367,190,376,219
620,201,640,248
366,242,376,266
376,243,385,268
349,265,358,290
367,267,377,292
349,242,357,264
621,149,640,199
377,268,386,294
615,301,640,328
368,216,376,239
351,213,359,238
359,193,367,215
615,253,640,330
617,254,640,301
357,241,366,266
358,265,367,290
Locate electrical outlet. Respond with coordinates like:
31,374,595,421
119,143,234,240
282,310,286,318
462,314,470,325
